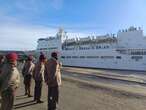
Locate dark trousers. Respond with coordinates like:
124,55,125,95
24,75,32,96
1,88,15,110
48,86,59,110
34,80,42,101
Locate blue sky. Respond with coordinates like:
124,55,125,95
0,0,146,50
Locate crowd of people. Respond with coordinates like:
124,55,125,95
0,52,62,110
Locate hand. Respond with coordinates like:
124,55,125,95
45,81,48,85
12,90,16,96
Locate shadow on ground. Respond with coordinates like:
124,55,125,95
14,100,38,109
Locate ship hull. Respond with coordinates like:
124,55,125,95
61,49,146,71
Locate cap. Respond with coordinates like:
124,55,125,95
6,52,18,61
0,55,4,60
39,54,46,61
28,55,33,61
51,52,57,57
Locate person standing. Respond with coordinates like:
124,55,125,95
0,55,5,101
33,54,46,103
0,55,5,74
22,55,35,97
0,53,20,110
44,52,62,110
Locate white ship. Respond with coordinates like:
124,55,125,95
36,26,146,71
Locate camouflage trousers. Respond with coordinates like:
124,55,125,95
0,88,15,110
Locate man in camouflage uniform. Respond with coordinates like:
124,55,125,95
44,52,62,110
0,53,20,110
33,54,46,103
22,55,35,97
0,55,5,74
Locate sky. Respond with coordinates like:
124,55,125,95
0,0,146,50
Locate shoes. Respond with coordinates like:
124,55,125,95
24,93,28,96
28,95,33,97
37,100,44,103
33,99,37,101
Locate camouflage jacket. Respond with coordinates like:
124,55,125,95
33,61,45,81
22,61,35,77
0,63,20,93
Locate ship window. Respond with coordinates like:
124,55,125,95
131,56,143,60
116,56,121,59
79,47,84,50
96,46,101,49
92,47,95,49
87,56,99,58
101,56,114,59
131,50,146,55
66,56,71,58
40,48,47,50
80,56,85,58
61,56,65,59
72,56,78,58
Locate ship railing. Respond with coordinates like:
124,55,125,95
63,39,117,47
116,48,146,55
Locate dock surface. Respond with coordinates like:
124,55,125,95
13,67,146,110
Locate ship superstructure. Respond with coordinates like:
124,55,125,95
36,27,146,71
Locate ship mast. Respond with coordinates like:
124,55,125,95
57,27,67,42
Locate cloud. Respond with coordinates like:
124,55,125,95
0,23,57,50
0,22,92,51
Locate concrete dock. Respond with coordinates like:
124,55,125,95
11,67,146,110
